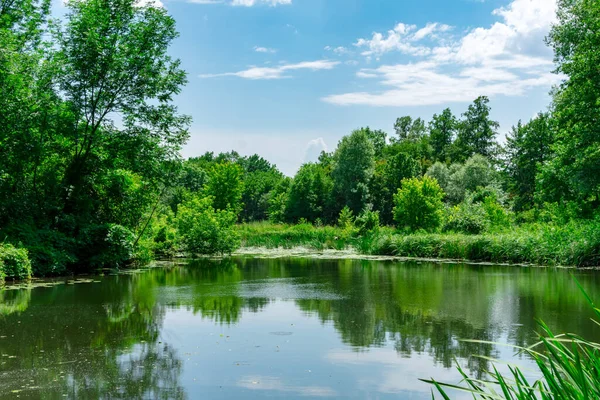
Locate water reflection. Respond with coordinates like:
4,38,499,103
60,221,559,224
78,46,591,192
0,258,599,399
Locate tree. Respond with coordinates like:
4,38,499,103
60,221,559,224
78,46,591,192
429,108,457,162
286,163,333,223
393,176,445,232
446,154,500,204
505,113,554,211
205,162,243,213
370,153,420,224
361,127,387,158
538,0,600,209
177,195,239,255
453,97,499,161
0,0,191,274
332,129,375,215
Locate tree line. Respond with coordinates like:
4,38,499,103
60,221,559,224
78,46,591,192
0,0,599,277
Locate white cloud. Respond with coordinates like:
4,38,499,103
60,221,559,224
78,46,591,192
325,0,560,107
231,0,291,6
254,46,277,53
323,62,560,106
188,0,290,5
304,138,328,163
135,0,164,7
325,46,351,55
200,60,340,80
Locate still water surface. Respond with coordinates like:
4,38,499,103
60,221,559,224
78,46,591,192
1,257,599,399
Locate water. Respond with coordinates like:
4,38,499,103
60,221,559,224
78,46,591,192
1,257,599,399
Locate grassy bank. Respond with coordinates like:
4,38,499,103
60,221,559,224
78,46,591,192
237,221,600,268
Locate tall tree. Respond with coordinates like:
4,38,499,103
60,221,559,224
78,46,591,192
453,97,499,162
332,130,376,215
505,113,554,211
286,163,333,223
429,108,457,162
539,0,600,209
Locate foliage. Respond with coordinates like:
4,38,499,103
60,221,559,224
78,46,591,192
337,206,355,229
355,208,380,236
286,163,333,223
429,108,457,162
446,154,500,204
452,96,499,162
539,0,600,208
426,162,451,194
0,0,189,274
177,195,239,255
0,243,32,281
205,162,244,213
443,202,488,235
393,176,445,232
332,129,376,215
505,113,554,211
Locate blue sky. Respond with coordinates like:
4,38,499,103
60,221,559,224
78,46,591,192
60,0,561,175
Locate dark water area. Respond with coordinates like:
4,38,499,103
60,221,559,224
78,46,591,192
1,257,599,399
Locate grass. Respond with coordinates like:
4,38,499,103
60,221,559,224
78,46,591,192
371,221,600,267
236,222,355,250
237,220,600,268
424,279,600,399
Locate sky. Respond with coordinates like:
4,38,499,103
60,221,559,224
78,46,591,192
58,0,561,175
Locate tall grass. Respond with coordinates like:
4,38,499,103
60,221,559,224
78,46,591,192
424,280,600,399
237,220,600,267
370,220,600,267
236,222,351,250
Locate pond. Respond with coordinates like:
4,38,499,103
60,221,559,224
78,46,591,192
0,257,599,399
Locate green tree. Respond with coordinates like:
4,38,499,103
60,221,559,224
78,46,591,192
505,113,554,211
205,162,243,213
332,129,375,215
370,153,420,224
446,154,500,204
177,195,239,255
286,163,333,223
361,127,388,158
429,108,457,162
453,97,499,161
538,0,600,209
393,176,445,232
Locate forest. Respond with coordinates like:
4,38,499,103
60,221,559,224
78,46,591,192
1,0,600,281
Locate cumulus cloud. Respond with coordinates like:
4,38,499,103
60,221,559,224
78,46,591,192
200,60,340,80
304,138,328,163
324,0,560,107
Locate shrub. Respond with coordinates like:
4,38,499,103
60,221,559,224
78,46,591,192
87,224,135,268
443,202,487,234
337,206,355,229
0,244,32,281
393,176,445,232
355,209,380,235
482,196,512,229
177,195,240,255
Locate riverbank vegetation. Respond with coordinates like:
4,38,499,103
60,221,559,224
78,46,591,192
1,0,600,280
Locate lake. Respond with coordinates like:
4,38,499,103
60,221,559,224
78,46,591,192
1,257,599,399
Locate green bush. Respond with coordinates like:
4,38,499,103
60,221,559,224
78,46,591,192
355,209,380,235
87,224,135,268
177,195,240,255
0,244,32,281
443,202,487,234
393,176,445,232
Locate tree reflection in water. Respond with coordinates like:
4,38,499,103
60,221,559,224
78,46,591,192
0,257,598,398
